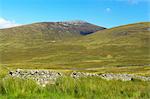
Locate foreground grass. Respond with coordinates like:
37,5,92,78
0,77,150,99
0,66,8,79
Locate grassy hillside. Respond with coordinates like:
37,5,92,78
0,22,149,73
0,21,105,46
0,77,150,98
75,22,150,66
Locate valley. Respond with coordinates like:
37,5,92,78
0,21,150,99
0,22,149,74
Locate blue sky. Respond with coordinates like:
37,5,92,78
0,0,149,28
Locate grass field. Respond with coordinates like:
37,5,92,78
0,77,150,99
0,65,150,98
0,22,149,69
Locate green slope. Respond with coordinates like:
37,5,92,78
0,22,149,69
0,21,105,46
76,22,150,66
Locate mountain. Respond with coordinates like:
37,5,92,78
0,20,105,45
0,22,149,69
75,22,150,66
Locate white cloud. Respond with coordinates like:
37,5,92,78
127,0,140,4
0,17,20,29
106,8,111,12
117,0,149,4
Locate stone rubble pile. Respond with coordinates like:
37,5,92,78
100,73,134,81
70,72,99,78
9,69,62,87
9,69,150,86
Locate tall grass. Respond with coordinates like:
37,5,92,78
0,77,150,99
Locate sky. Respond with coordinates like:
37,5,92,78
0,0,149,28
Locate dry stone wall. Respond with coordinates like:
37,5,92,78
8,69,150,87
71,72,150,81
